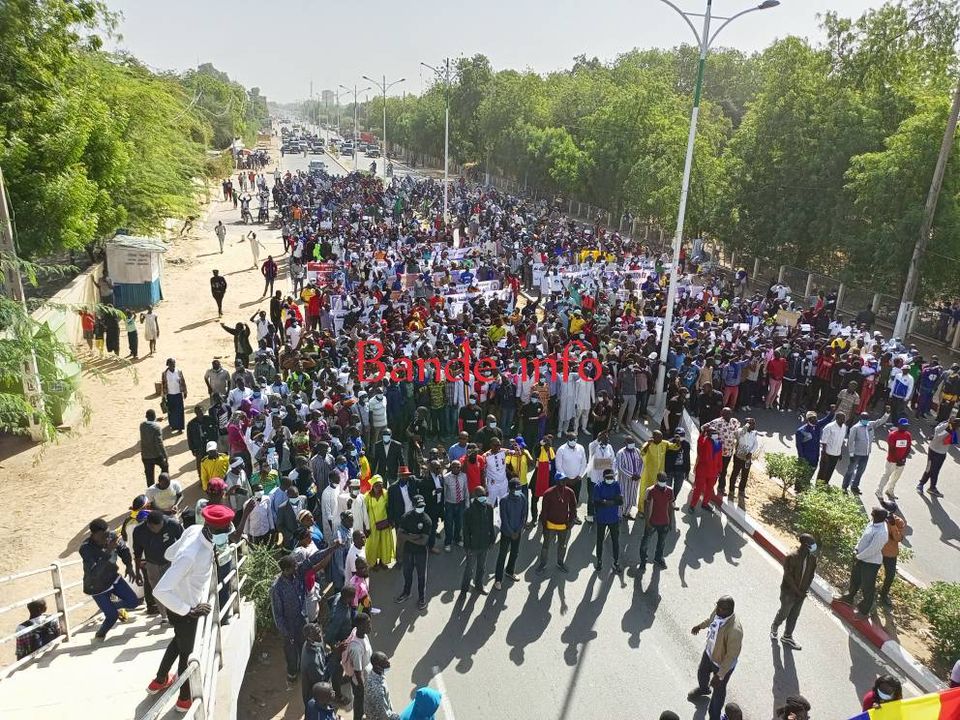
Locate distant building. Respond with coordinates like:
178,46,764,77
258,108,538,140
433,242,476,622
321,90,335,105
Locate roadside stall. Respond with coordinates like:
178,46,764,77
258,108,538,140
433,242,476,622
104,235,168,309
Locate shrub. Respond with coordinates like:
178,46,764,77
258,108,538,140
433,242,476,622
764,452,814,497
795,485,866,576
239,542,281,633
920,582,960,666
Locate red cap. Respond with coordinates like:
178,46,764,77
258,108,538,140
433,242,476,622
201,504,234,529
398,465,412,476
207,477,227,493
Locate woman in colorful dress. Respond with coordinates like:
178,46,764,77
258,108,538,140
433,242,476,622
363,476,394,570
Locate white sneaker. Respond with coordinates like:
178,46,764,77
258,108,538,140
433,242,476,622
457,541,464,547
444,545,451,553
585,515,594,523
370,607,382,615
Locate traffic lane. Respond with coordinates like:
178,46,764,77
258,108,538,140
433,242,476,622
743,405,960,584
372,505,913,720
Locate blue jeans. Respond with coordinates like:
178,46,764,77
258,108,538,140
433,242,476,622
842,455,870,490
92,576,141,637
444,502,465,546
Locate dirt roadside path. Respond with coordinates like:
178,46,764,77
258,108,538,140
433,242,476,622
0,143,288,621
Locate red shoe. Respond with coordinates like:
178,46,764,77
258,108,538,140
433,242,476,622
146,674,175,695
175,698,193,714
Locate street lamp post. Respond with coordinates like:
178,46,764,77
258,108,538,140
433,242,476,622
652,0,779,421
339,84,372,172
421,58,451,224
362,74,405,179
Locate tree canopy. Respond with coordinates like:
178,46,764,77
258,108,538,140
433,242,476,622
0,0,269,258
369,0,960,301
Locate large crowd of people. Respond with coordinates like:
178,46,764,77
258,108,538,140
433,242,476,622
53,157,960,719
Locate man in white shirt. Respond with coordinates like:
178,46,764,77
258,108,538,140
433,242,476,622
835,506,890,617
239,484,275,544
555,431,588,523
728,419,759,499
320,473,343,540
817,412,848,485
148,504,231,711
345,529,366,585
483,438,509,506
145,473,183,514
586,431,616,523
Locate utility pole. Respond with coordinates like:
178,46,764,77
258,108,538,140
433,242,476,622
336,90,341,137
362,73,405,178
0,167,46,441
420,58,452,223
893,76,960,339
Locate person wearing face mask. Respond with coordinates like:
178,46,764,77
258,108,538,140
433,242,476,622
475,413,504,452
639,473,676,574
147,504,232,711
592,468,624,573
462,487,496,593
841,407,890,495
237,483,275,546
586,431,616,523
372,427,404,485
395,495,432,610
616,438,644,519
688,596,743,720
494,479,528,590
770,533,818,650
794,406,836,492
387,465,416,563
861,675,903,710
638,430,680,513
835,507,891,617
555,432,588,523
688,430,723,514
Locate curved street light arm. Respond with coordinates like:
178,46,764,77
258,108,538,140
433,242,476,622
708,4,767,47
656,0,703,46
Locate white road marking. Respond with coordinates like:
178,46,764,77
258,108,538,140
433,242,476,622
431,665,457,720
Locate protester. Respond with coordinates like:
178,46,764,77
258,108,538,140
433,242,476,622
461,487,495,594
770,533,817,650
836,507,890,617
688,596,743,720
80,518,140,641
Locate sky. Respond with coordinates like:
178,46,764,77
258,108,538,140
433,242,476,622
106,0,887,103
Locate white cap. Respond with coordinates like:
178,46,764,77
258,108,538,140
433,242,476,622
206,441,218,452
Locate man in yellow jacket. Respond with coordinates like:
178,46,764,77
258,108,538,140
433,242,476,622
638,431,679,511
199,441,229,492
688,596,743,720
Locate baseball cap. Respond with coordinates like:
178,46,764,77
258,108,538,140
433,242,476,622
206,441,218,452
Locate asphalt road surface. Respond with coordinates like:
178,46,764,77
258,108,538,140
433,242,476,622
370,494,915,720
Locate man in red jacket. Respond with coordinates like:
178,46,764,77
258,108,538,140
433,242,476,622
536,474,577,573
876,418,912,500
688,428,723,513
765,352,788,410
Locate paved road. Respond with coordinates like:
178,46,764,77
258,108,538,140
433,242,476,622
737,405,960,585
370,495,916,720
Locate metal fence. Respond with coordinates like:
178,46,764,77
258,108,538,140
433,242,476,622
2,539,248,720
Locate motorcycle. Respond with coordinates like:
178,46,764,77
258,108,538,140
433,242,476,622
241,206,252,224
386,163,394,178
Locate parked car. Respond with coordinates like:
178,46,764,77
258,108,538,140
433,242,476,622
366,147,381,158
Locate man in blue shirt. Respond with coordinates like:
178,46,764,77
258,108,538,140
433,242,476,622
592,468,625,573
494,479,528,590
794,407,835,491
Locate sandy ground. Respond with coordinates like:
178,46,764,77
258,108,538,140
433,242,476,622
0,144,289,649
